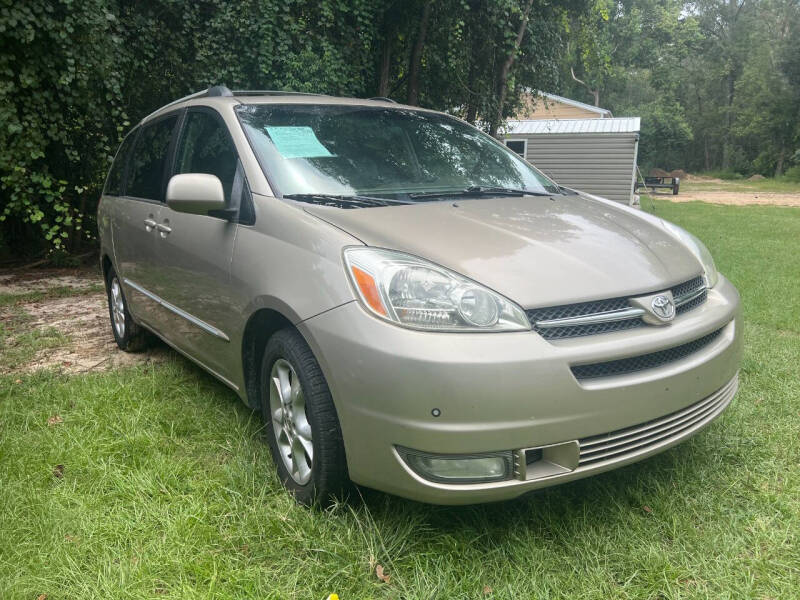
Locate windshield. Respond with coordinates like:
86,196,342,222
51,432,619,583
236,104,560,201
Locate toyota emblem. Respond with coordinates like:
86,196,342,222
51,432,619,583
651,295,675,321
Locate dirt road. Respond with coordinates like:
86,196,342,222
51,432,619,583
647,175,800,207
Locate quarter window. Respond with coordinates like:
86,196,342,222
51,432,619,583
104,131,137,196
174,111,238,202
127,116,178,201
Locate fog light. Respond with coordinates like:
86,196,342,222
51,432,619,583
397,447,513,483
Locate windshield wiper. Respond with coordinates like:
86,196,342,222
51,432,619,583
409,186,554,200
283,193,411,207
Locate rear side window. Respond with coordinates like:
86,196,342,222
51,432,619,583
104,131,137,196
174,111,238,201
127,116,178,201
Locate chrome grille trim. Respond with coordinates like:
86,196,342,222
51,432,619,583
535,307,645,329
570,327,724,380
671,276,706,300
527,276,708,340
674,285,706,307
577,375,738,467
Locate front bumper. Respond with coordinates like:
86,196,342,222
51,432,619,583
299,276,742,504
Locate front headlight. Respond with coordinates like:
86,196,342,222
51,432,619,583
343,247,530,331
662,222,719,288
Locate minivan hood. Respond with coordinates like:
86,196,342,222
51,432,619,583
303,195,702,308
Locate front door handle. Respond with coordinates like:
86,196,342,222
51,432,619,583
156,222,172,237
143,217,157,232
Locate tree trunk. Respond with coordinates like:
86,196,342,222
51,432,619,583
466,104,478,125
704,135,711,172
377,7,396,98
490,0,535,137
465,58,478,124
570,67,599,107
407,2,432,106
721,71,735,169
775,145,786,177
378,34,392,97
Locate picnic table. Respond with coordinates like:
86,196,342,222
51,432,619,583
635,176,680,195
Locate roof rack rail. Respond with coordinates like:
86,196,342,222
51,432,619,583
231,90,326,97
142,85,233,122
207,85,233,97
368,96,397,103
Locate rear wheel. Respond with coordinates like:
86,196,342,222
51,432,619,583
261,328,348,506
106,268,148,352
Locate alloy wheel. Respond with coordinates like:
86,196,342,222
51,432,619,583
268,358,313,485
110,277,126,338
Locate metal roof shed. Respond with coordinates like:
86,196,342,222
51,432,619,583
504,117,641,205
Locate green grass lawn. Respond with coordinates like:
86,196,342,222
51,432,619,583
1,199,799,599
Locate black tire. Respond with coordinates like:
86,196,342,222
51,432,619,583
260,328,348,506
105,267,148,352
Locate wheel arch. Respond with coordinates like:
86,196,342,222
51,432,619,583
101,254,114,285
241,307,295,411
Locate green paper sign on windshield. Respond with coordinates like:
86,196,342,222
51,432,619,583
265,126,333,159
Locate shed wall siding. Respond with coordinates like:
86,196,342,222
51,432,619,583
521,133,638,204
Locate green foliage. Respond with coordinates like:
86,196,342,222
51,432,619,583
0,0,125,256
784,165,800,182
703,169,746,181
634,99,693,171
1,0,589,258
559,0,800,176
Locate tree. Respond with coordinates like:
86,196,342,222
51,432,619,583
0,0,126,255
732,0,800,175
407,1,433,105
1,0,588,258
489,0,536,136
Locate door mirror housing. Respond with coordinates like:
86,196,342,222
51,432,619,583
166,173,227,216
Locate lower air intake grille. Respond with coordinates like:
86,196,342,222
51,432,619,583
577,375,738,467
571,327,724,380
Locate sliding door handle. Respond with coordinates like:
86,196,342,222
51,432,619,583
156,223,172,236
143,218,157,231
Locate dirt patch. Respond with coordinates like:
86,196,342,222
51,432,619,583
1,269,169,374
0,268,98,295
665,190,800,207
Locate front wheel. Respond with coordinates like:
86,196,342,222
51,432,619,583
261,328,348,506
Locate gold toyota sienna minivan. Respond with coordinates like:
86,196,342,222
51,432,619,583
98,86,742,505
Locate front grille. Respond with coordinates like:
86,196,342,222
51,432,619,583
671,276,705,299
676,290,707,315
527,296,641,340
527,276,708,340
577,375,738,467
571,327,724,380
674,276,707,316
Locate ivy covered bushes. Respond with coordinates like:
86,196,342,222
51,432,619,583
1,0,580,259
0,0,126,256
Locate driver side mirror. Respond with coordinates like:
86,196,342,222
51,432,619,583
166,173,227,216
